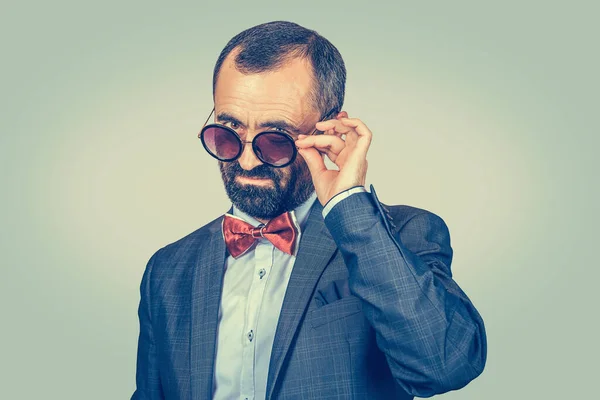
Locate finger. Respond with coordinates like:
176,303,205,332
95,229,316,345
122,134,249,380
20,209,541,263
338,118,372,150
324,127,344,138
297,135,344,163
296,134,345,155
315,148,340,163
315,119,354,135
309,127,343,139
339,118,373,138
297,147,327,176
298,143,340,162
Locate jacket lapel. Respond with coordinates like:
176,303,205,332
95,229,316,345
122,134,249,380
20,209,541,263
190,215,227,399
266,200,338,399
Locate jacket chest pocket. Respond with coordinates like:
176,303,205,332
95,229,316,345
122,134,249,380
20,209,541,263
309,295,363,329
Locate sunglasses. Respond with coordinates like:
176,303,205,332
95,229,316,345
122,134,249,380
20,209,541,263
198,108,336,168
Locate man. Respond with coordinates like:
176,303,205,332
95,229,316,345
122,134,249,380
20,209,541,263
132,21,487,400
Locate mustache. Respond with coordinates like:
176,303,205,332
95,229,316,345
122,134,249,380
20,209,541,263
225,162,281,181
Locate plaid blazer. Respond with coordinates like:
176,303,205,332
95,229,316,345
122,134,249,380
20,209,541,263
132,186,487,399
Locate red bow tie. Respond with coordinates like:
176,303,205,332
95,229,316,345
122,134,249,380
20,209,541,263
222,212,299,258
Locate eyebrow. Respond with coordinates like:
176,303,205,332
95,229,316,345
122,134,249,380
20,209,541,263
216,112,303,135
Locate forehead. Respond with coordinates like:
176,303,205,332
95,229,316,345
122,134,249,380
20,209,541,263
214,53,317,125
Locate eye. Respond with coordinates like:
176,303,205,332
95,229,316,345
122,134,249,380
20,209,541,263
271,127,288,133
223,121,240,130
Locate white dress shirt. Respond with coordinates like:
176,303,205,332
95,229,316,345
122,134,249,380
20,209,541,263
212,186,366,400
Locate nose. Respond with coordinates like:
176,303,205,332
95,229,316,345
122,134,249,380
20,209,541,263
237,140,263,170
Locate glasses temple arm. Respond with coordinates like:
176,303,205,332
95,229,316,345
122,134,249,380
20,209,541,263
309,108,338,135
202,108,215,126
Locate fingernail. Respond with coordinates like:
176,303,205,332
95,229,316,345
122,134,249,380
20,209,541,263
297,134,306,138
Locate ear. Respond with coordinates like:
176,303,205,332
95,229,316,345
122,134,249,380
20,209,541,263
336,110,348,119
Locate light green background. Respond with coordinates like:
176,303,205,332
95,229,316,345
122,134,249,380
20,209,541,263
1,1,598,399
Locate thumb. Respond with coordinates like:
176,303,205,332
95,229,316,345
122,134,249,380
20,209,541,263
297,147,326,177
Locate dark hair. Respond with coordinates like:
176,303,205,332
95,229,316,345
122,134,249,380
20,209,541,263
212,21,346,118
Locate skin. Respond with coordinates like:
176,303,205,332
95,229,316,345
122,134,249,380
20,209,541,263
212,49,373,223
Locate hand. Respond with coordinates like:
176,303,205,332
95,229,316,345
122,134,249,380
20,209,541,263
295,114,372,205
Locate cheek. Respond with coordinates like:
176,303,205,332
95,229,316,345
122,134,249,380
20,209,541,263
295,157,310,179
219,162,233,179
287,158,309,184
277,169,291,186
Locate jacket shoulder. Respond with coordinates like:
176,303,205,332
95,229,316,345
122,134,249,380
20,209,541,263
380,202,448,231
150,214,224,266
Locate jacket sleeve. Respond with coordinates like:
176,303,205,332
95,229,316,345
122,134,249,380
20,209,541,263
323,186,487,397
131,252,165,400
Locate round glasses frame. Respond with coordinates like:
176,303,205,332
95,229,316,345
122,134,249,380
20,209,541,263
198,107,336,168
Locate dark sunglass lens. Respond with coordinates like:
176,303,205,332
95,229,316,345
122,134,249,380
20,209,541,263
202,127,241,160
255,133,295,166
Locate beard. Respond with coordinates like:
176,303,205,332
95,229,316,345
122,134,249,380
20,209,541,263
219,158,315,220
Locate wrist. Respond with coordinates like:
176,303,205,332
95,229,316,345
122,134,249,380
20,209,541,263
322,186,367,218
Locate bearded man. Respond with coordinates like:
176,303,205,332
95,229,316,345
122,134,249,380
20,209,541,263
132,20,487,400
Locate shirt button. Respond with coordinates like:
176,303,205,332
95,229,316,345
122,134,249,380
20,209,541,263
258,269,266,279
247,330,254,342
